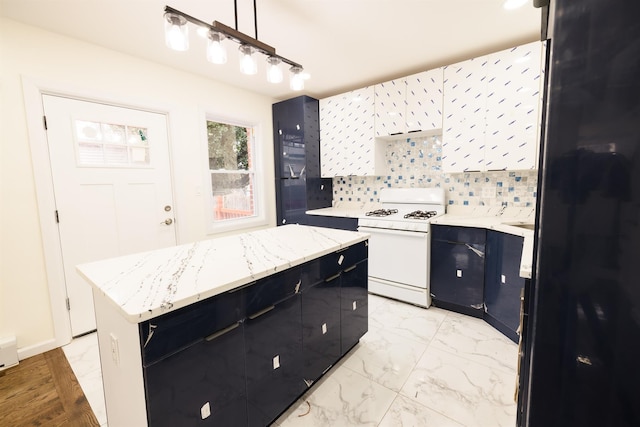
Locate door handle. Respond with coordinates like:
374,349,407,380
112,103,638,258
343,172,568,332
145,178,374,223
161,218,173,225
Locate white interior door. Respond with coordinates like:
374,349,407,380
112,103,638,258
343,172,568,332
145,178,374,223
43,95,177,337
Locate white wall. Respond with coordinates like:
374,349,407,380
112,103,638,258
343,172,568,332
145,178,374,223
0,18,277,354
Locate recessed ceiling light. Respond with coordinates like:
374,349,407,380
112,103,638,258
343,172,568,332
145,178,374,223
503,0,529,10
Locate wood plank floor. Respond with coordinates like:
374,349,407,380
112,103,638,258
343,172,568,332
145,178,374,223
0,347,99,426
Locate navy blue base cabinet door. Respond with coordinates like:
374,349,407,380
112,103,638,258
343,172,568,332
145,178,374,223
484,230,525,343
244,296,305,427
430,225,486,317
301,276,341,384
143,323,247,427
340,260,369,355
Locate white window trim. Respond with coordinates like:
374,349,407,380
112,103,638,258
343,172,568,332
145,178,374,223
202,113,267,234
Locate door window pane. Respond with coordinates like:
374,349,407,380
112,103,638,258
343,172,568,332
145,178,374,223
74,120,150,167
207,120,256,222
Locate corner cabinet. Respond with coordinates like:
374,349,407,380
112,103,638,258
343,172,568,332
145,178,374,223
320,86,382,177
374,69,443,137
93,240,369,427
484,230,525,343
442,41,544,172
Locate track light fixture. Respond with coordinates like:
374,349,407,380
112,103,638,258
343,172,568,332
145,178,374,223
163,3,307,90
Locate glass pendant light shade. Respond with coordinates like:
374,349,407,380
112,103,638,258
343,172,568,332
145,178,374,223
164,12,189,51
266,57,283,83
239,45,258,75
289,66,304,91
207,32,227,64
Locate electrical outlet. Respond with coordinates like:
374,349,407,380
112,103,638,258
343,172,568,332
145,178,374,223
110,333,120,366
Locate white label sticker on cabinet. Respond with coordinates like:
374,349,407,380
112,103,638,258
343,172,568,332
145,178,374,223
352,301,357,311
200,402,211,419
273,355,280,370
322,323,327,334
501,274,506,284
456,269,463,278
338,254,345,265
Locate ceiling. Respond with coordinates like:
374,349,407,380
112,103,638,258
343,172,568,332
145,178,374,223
0,0,541,101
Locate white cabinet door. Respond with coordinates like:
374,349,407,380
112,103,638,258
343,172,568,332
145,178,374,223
320,86,376,177
375,78,406,136
406,68,444,132
484,41,543,170
442,57,489,173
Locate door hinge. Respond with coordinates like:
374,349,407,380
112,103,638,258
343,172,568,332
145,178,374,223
65,297,70,311
55,210,59,223
43,116,48,130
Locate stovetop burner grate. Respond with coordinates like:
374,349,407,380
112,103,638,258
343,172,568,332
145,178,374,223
365,209,398,217
403,210,438,220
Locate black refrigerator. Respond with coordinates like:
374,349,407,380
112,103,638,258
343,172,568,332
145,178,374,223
272,96,332,226
520,0,640,426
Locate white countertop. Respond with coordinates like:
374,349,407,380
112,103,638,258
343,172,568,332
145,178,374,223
430,206,536,279
306,201,380,218
76,225,369,323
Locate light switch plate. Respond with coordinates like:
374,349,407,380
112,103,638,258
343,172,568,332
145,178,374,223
273,355,280,370
322,323,327,334
456,269,463,278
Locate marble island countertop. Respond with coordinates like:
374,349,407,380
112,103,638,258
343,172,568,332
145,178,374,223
76,224,369,323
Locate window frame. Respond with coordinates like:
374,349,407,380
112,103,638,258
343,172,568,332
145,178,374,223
203,114,267,234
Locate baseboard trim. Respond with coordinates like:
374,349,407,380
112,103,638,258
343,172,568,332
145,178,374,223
17,338,58,360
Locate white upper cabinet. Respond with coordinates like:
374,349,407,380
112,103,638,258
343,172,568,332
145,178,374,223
405,69,444,133
374,68,444,137
484,41,543,171
374,78,406,136
442,57,489,173
443,41,544,173
320,86,381,177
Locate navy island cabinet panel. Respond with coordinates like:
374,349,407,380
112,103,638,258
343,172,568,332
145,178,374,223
484,230,525,343
140,290,247,426
243,268,305,427
143,324,247,427
244,296,304,427
430,225,486,317
273,96,332,226
300,269,341,384
340,259,369,354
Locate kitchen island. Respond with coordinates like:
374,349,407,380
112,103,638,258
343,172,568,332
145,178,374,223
77,224,369,427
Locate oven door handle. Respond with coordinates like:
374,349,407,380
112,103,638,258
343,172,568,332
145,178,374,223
358,226,427,238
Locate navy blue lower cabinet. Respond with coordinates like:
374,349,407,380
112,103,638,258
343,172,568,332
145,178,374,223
244,295,305,427
300,274,341,384
143,322,248,427
484,230,526,343
340,260,369,355
430,225,486,317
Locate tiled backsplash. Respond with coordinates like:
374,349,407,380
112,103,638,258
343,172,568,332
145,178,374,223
333,135,538,207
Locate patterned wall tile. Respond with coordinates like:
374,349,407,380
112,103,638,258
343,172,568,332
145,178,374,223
332,135,538,207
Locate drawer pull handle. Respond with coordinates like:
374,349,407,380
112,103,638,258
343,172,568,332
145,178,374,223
229,281,257,293
325,273,341,283
343,265,357,273
205,322,240,341
248,305,275,320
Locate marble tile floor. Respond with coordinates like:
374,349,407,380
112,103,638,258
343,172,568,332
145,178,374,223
63,294,519,427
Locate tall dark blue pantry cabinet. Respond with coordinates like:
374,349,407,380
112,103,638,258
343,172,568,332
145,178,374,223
520,0,640,426
273,96,332,226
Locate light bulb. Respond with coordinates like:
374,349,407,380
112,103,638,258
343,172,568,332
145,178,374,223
207,32,227,64
290,66,304,91
164,13,189,51
266,57,283,83
239,45,258,75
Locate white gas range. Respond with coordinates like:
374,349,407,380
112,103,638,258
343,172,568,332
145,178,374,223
357,187,445,307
